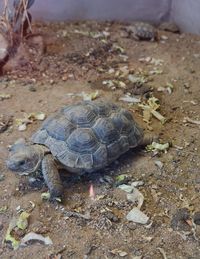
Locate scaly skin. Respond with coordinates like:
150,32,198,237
42,154,64,198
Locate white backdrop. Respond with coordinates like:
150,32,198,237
0,0,200,34
171,0,200,34
25,0,171,23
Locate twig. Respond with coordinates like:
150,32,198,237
157,247,168,259
183,116,200,126
20,0,32,38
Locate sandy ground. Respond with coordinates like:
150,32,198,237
0,21,200,259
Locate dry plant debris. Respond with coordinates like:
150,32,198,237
183,116,200,126
0,93,11,100
20,232,53,247
138,96,167,124
146,142,169,153
16,112,46,131
5,211,30,249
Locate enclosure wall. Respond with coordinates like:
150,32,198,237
1,0,200,34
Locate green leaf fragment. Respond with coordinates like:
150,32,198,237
41,192,51,200
146,142,169,152
0,205,8,213
16,211,30,230
5,219,20,250
4,211,30,250
116,174,126,182
5,230,20,250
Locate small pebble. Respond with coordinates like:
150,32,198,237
160,35,168,40
28,84,37,92
171,208,190,231
0,174,5,181
193,212,200,225
0,221,3,231
154,160,164,169
126,207,149,224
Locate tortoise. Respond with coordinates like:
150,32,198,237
7,101,152,199
125,22,158,41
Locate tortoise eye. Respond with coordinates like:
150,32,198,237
18,160,25,166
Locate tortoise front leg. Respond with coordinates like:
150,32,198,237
42,154,64,199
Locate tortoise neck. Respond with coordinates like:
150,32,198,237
30,144,50,173
33,144,50,155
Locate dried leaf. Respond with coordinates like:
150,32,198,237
127,188,144,209
139,57,163,66
150,58,164,66
20,232,53,246
118,81,126,88
112,43,125,53
158,83,174,94
128,74,147,84
82,90,99,101
18,123,27,131
111,249,128,257
0,93,11,100
73,29,89,36
16,112,46,131
139,96,166,124
102,80,115,88
119,94,141,103
74,30,110,39
149,68,163,75
154,160,164,169
33,112,46,121
41,192,61,202
142,109,152,123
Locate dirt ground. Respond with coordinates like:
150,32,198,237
0,21,200,259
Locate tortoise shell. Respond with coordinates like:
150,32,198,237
31,101,143,173
127,22,157,41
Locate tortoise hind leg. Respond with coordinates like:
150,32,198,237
42,154,64,199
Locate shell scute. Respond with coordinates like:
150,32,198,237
63,104,96,127
66,128,99,153
92,117,120,144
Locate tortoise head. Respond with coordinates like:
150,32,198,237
7,138,42,175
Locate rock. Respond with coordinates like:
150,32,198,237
103,211,119,222
126,207,149,224
28,84,37,92
193,212,200,225
0,221,3,231
171,208,191,231
0,114,13,133
154,160,164,169
118,184,134,193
